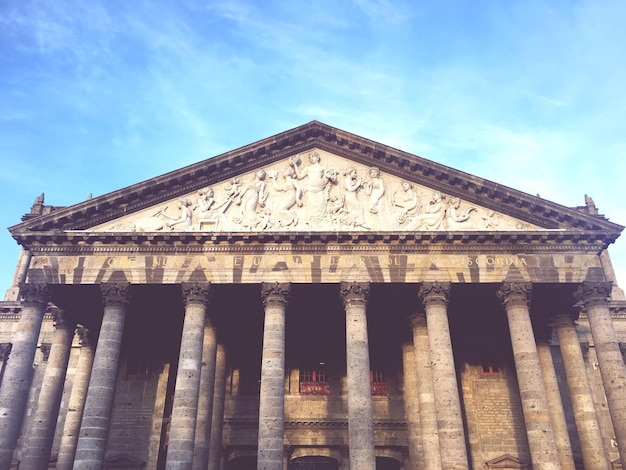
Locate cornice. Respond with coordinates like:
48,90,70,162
13,230,617,255
8,121,623,239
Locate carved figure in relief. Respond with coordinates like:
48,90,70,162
483,210,499,229
220,177,243,213
232,170,268,228
447,197,476,227
195,188,228,230
268,166,303,227
407,191,446,230
341,168,368,228
291,152,337,225
327,194,346,228
365,167,385,214
392,181,420,225
160,199,193,230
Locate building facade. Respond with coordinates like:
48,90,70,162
1,121,625,469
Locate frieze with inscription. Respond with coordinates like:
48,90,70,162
92,150,539,233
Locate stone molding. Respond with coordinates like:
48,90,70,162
260,282,291,309
340,282,370,308
497,282,532,309
19,283,48,307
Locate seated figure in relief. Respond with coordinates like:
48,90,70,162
195,188,230,230
160,199,194,230
407,191,446,230
392,181,420,225
446,197,476,228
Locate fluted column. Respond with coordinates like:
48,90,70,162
208,343,227,470
0,283,48,469
74,283,130,470
536,338,576,469
553,313,609,469
419,282,468,469
579,282,626,465
193,314,219,470
21,309,76,470
56,327,95,470
497,282,560,469
167,283,211,469
401,342,424,470
340,282,375,470
408,313,442,470
257,282,290,470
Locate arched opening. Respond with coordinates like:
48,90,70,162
290,456,339,470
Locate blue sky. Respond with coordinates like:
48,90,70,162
1,0,625,294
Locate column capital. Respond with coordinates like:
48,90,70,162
576,281,612,309
19,283,49,307
497,281,531,309
407,312,427,331
77,326,94,348
181,282,212,307
340,282,370,309
261,282,291,309
100,283,130,308
551,313,576,330
51,307,76,331
418,281,450,307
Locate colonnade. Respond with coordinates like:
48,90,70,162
0,280,624,469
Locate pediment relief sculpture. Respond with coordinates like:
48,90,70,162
92,150,539,233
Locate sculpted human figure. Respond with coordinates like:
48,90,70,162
161,199,193,230
392,181,420,225
365,167,385,214
483,210,499,229
447,197,476,227
268,166,303,227
291,152,337,225
407,191,446,230
233,170,268,228
342,168,368,228
195,188,229,230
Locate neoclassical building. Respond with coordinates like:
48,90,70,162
1,121,625,470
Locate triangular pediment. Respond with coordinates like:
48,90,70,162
88,149,541,234
485,454,529,468
9,121,623,246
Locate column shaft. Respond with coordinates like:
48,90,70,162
74,283,130,470
554,314,609,469
257,283,290,470
419,282,468,470
498,282,560,470
580,282,626,464
21,310,76,470
409,313,442,470
56,327,95,470
401,343,424,470
193,315,218,470
208,344,227,470
341,282,375,470
0,284,48,469
536,340,576,469
167,283,211,469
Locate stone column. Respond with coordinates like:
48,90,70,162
0,283,48,469
579,281,626,465
193,314,219,470
208,343,227,470
401,342,424,470
553,313,609,469
340,282,375,470
257,282,290,470
74,283,130,470
167,282,211,469
21,309,76,470
418,282,467,470
408,313,442,470
56,327,95,470
536,338,576,469
497,282,560,470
